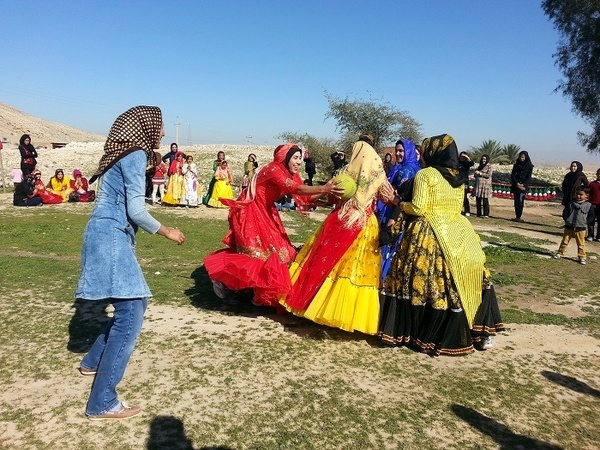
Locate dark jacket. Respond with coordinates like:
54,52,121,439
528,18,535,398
304,157,316,175
13,178,36,205
510,152,534,194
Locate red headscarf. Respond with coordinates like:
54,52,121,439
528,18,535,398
168,151,184,175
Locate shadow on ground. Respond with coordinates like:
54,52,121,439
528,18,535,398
67,299,111,353
184,265,377,343
541,370,600,398
452,404,563,449
146,415,235,450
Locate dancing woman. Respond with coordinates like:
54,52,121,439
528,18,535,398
378,134,504,355
204,143,342,307
76,106,184,419
280,136,393,335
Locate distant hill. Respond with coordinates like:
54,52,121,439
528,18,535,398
0,102,105,147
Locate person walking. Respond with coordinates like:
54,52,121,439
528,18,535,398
76,106,185,420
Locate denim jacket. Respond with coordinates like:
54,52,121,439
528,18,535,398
76,150,161,300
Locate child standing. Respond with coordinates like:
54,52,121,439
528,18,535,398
554,187,595,265
587,168,600,241
151,151,167,205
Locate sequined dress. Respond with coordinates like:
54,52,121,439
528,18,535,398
203,162,306,307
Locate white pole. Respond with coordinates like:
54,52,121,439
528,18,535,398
174,116,180,147
0,141,5,193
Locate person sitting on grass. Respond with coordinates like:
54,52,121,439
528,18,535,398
13,174,42,207
553,186,595,265
69,169,95,202
47,169,73,202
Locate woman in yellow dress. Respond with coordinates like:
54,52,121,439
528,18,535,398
207,160,234,208
47,169,72,202
162,151,186,206
279,135,393,334
378,134,504,355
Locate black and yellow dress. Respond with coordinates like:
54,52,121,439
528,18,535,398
378,134,504,355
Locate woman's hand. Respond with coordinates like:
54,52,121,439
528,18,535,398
167,227,185,245
158,225,185,245
379,181,395,204
323,179,345,198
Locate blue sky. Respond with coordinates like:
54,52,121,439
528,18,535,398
2,0,599,165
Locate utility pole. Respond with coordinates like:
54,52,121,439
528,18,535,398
174,116,181,146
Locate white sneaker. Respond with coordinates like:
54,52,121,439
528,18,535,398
482,336,493,350
553,253,562,259
212,280,227,299
579,259,587,265
465,212,470,217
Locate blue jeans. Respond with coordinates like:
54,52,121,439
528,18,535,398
81,298,147,415
513,191,526,219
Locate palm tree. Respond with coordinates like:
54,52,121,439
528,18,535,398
501,144,521,164
468,140,509,165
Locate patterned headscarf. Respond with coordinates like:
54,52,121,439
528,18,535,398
338,139,387,229
90,106,162,184
421,134,466,188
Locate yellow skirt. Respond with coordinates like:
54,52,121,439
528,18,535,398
207,179,234,208
162,173,185,205
281,214,381,334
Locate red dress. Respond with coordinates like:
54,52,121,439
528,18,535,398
34,181,63,204
204,160,308,307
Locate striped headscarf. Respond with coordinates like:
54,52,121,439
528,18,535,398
90,106,162,184
420,134,466,188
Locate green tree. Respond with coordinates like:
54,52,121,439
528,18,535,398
468,140,510,165
501,144,521,164
324,92,422,149
542,0,600,151
276,131,338,179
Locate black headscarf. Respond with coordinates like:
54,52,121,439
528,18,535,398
476,154,490,171
561,161,588,205
421,134,466,188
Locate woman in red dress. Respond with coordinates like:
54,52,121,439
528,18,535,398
31,170,63,204
70,169,95,202
204,143,343,308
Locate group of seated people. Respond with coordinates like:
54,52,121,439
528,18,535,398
13,168,95,207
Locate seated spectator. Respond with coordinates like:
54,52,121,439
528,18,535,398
69,169,95,202
13,174,43,207
32,170,63,204
47,169,73,202
275,194,295,211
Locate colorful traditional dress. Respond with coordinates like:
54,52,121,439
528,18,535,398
204,144,311,307
206,164,234,208
32,171,63,204
376,139,421,284
378,134,504,355
242,155,258,190
70,170,95,202
182,161,199,206
280,139,388,335
47,171,72,202
162,152,185,206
